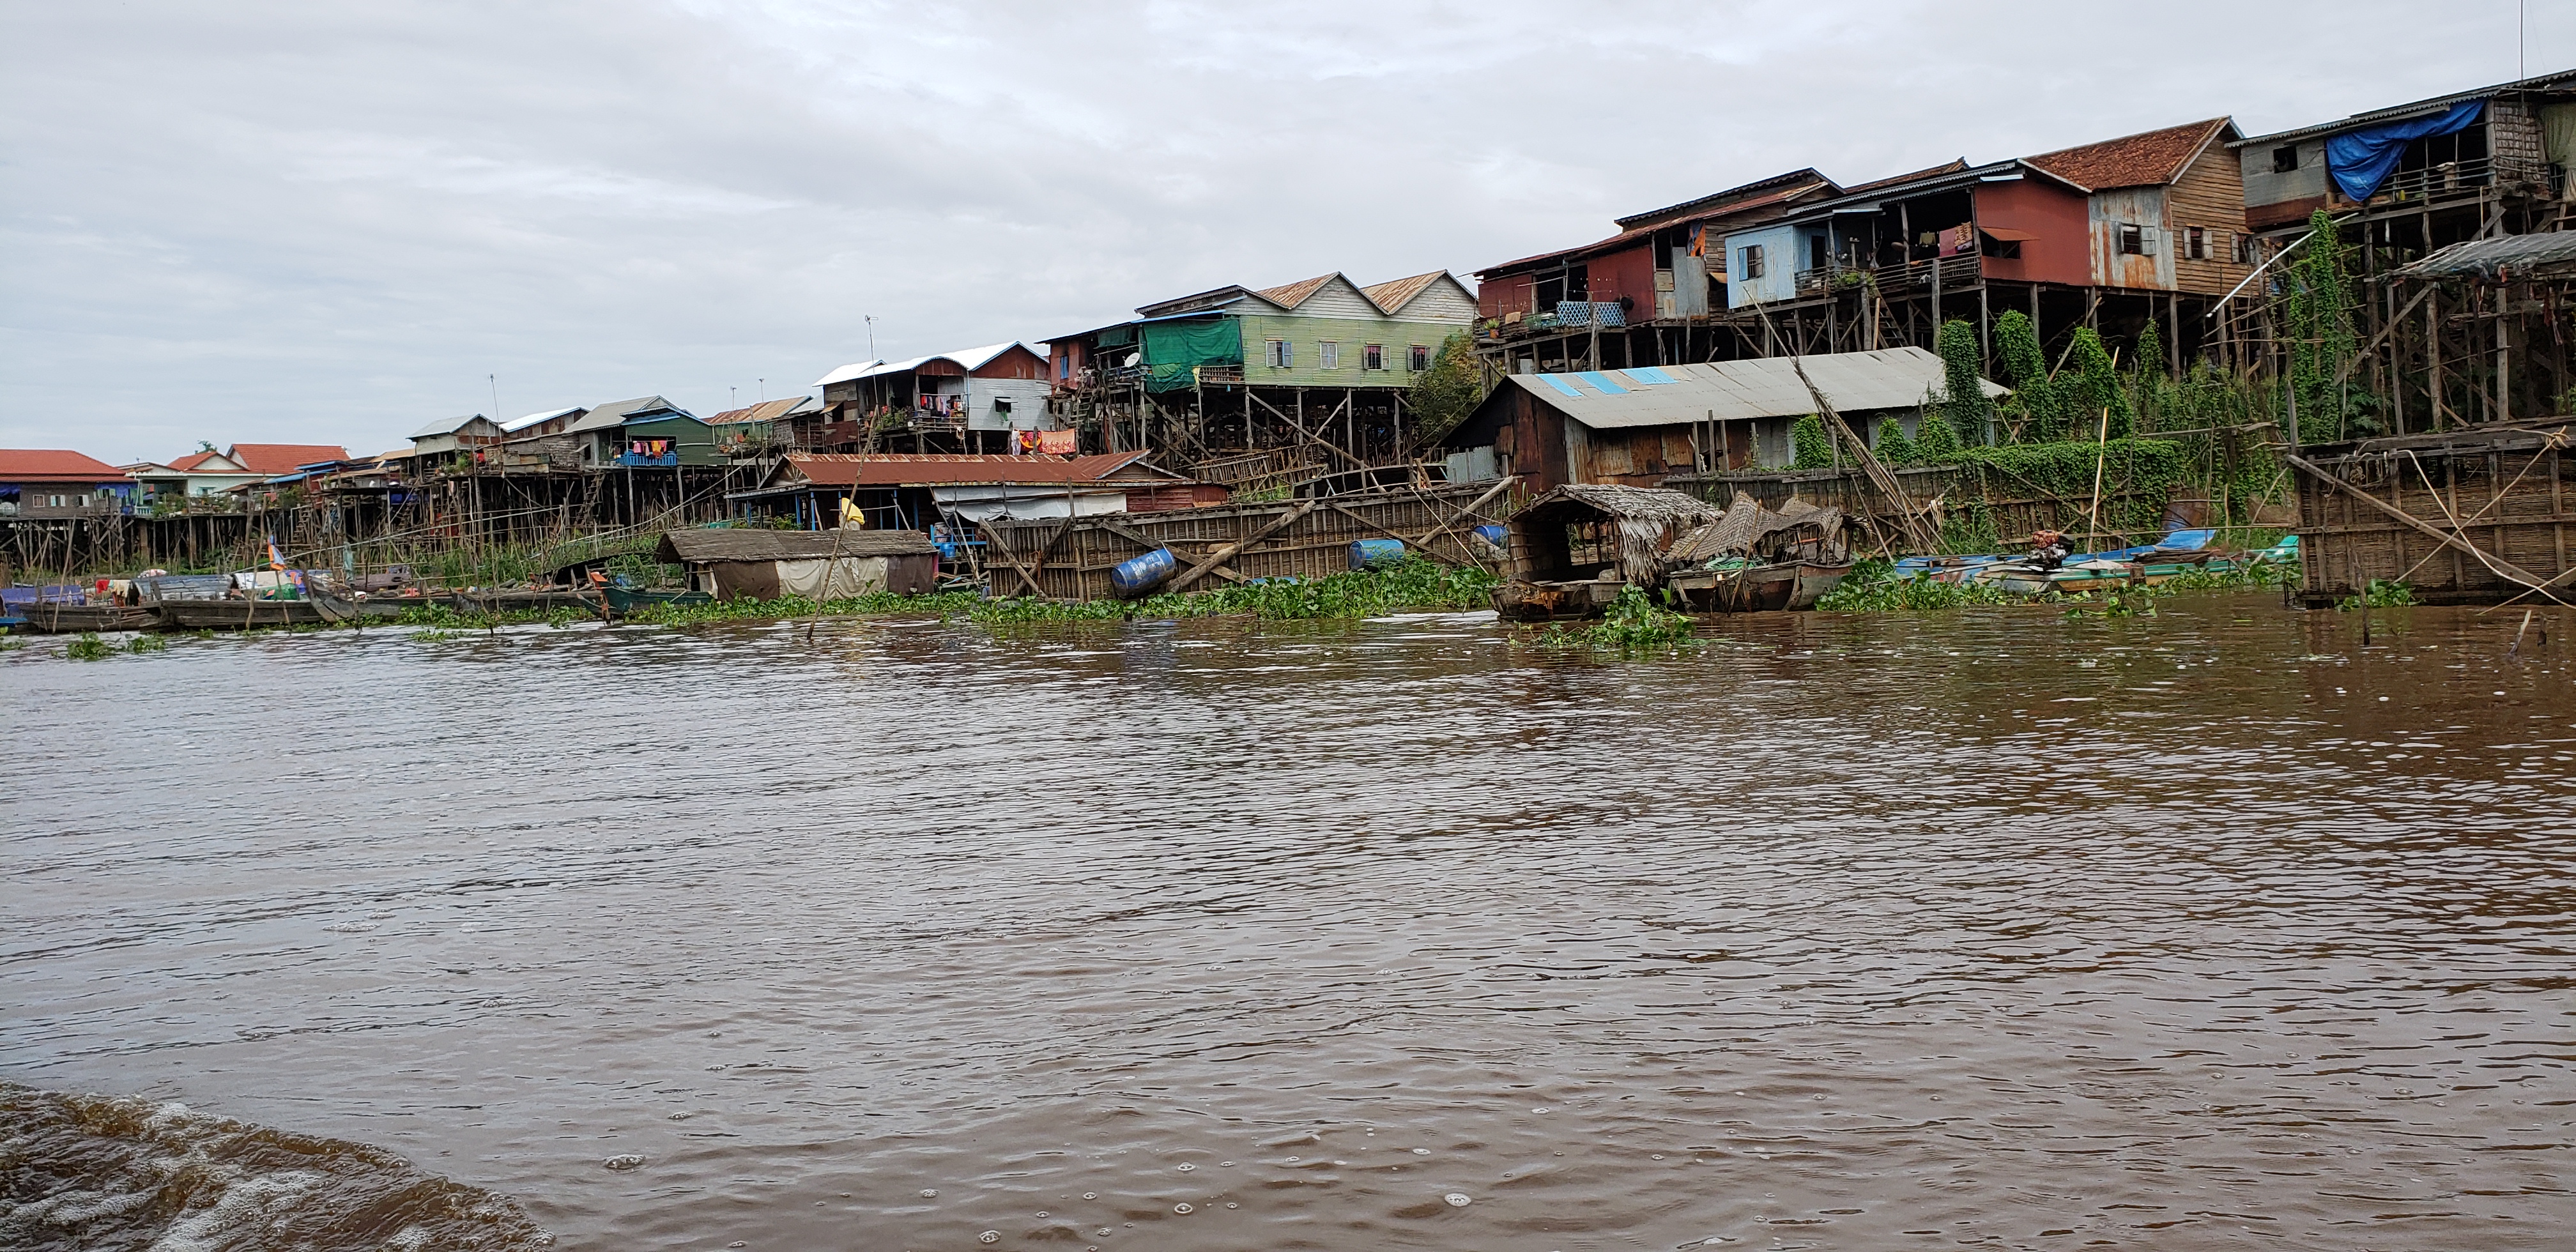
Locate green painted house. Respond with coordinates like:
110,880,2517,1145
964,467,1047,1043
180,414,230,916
1047,270,1480,470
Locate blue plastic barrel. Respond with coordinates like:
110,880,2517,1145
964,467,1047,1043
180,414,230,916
1349,538,1408,570
1110,547,1180,597
1473,525,1506,547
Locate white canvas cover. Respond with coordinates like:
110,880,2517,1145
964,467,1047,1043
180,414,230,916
772,556,899,599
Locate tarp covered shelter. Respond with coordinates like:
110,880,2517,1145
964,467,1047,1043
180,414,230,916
655,528,940,601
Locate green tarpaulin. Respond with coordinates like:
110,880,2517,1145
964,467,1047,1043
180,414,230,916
1140,318,1241,392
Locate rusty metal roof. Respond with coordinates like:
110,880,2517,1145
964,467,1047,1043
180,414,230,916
707,397,815,425
775,451,1163,489
1358,271,1446,314
224,443,354,473
1253,274,1337,309
2023,118,2235,192
2397,231,2576,280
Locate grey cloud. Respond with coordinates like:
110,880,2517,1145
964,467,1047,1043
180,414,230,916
0,0,2561,461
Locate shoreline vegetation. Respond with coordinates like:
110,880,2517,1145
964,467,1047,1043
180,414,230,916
15,552,2343,664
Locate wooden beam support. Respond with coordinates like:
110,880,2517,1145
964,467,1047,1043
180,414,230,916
1165,498,1319,594
2285,452,2564,604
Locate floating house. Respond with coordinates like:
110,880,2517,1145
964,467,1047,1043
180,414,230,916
1439,347,2005,493
562,397,717,468
705,396,822,457
656,526,940,600
1716,118,2253,371
1475,169,1845,374
1046,270,1480,475
406,415,507,460
2234,69,2575,242
0,449,135,518
813,344,1055,454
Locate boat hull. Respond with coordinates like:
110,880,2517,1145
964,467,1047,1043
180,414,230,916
14,605,161,633
158,599,327,629
600,586,712,615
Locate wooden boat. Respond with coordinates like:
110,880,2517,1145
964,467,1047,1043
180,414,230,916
599,584,712,615
1667,560,1853,612
1494,576,1626,622
15,604,162,633
158,597,329,629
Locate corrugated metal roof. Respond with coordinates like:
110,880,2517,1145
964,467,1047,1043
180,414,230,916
505,406,583,433
409,414,495,439
814,343,1028,388
706,396,816,425
1503,347,2005,430
2396,231,2576,279
567,397,688,434
2233,68,2576,147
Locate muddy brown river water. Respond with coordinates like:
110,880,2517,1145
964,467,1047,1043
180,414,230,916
4,595,2573,1251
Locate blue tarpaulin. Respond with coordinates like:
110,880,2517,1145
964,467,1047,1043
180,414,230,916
2325,100,2483,202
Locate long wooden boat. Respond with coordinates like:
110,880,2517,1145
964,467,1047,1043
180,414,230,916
158,598,328,629
599,585,712,615
15,604,162,633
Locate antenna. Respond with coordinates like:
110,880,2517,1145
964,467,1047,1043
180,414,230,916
2520,0,2527,79
864,315,878,362
758,378,765,402
489,373,499,420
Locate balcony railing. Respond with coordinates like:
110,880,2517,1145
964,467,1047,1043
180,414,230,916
2364,156,2550,206
1791,253,1983,298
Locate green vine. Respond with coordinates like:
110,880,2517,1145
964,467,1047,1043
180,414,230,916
1790,413,1836,469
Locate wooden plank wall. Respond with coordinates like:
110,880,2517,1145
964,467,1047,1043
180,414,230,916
977,482,1511,601
2295,429,2572,606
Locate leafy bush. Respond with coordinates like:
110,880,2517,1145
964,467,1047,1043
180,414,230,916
1873,416,1916,468
1815,560,2020,611
1533,584,1694,649
1935,318,1991,446
2336,579,2413,611
1790,414,1837,469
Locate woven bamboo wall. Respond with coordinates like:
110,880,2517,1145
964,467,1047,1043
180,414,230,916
2295,427,2572,606
1663,466,2169,549
978,482,1510,601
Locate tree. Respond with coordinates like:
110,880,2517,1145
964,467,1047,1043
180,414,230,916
1933,319,1991,447
1405,332,1485,450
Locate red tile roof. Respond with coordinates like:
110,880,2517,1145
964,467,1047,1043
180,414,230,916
0,448,125,482
781,452,1162,488
226,443,351,473
2023,119,2234,192
165,450,229,472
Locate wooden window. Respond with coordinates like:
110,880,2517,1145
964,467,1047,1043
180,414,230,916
1320,341,1339,369
2271,145,2300,174
1266,339,1291,367
1363,344,1384,370
1740,244,1765,279
2185,226,2207,260
2118,224,2145,256
1407,344,1430,371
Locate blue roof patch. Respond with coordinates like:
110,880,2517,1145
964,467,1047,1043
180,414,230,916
1624,367,1678,385
1576,371,1628,395
1537,373,1584,398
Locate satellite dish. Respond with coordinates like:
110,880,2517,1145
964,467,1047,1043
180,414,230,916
1124,352,1141,367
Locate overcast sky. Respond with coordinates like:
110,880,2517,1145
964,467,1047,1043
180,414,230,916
3,1,2565,462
